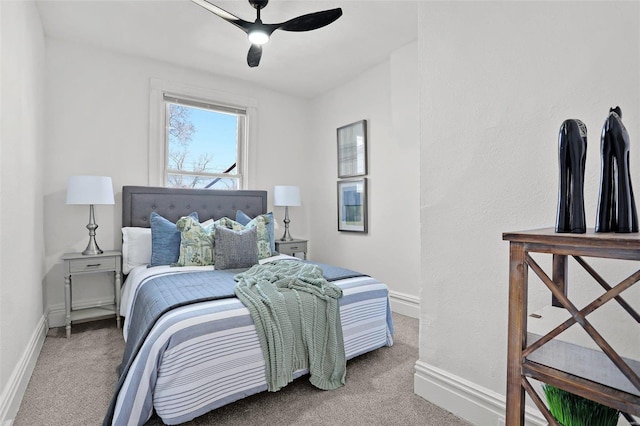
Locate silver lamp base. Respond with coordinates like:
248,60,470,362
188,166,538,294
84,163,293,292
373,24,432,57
82,204,103,255
82,237,103,256
280,205,294,241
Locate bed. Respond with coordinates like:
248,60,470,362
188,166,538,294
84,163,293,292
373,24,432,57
104,186,394,425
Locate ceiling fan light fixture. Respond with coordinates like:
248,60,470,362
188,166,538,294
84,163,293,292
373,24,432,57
248,28,269,45
192,0,343,67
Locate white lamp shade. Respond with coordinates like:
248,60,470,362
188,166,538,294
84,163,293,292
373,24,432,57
66,176,115,205
274,185,301,207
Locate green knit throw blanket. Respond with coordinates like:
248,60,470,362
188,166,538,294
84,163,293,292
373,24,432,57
234,260,346,392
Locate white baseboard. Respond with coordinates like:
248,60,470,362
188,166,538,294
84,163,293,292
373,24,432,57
47,303,67,328
0,315,47,426
388,290,419,318
414,360,546,426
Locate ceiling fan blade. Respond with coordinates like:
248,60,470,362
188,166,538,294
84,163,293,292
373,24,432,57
247,44,263,67
278,8,342,32
191,0,252,32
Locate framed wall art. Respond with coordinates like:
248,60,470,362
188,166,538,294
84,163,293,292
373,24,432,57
337,119,367,178
337,178,367,233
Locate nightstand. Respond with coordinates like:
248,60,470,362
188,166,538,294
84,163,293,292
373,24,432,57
62,250,122,338
275,239,308,260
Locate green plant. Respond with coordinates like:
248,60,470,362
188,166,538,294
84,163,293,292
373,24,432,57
542,384,619,426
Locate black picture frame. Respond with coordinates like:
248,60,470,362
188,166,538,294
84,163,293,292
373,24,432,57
337,178,367,233
337,120,367,178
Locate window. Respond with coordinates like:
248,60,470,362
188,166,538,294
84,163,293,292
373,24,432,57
148,79,257,190
164,95,246,190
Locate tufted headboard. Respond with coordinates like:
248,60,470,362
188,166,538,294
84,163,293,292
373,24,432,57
122,186,268,227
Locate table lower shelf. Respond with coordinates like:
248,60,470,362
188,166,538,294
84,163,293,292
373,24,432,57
527,305,640,398
70,304,117,322
523,361,640,416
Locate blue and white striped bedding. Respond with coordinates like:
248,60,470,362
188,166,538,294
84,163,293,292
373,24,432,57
109,259,394,425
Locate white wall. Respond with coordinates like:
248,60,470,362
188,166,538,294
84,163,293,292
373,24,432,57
42,39,312,326
0,1,47,423
308,41,420,316
416,2,640,424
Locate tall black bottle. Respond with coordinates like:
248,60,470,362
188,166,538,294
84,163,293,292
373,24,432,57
595,107,638,233
556,119,587,233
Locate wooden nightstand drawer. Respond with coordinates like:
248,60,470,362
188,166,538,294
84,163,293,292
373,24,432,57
275,239,308,259
279,244,304,254
68,256,116,273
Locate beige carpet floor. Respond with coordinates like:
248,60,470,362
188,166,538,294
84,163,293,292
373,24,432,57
14,313,470,425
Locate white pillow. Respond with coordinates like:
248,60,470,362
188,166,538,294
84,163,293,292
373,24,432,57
121,219,215,274
122,227,152,274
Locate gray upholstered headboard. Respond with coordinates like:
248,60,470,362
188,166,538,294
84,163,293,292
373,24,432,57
122,186,268,227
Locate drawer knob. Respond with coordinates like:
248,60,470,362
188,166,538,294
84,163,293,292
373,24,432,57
86,263,102,268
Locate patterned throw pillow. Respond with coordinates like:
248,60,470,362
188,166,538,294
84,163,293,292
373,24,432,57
219,216,271,260
150,212,198,267
214,226,258,270
176,216,215,266
236,210,276,255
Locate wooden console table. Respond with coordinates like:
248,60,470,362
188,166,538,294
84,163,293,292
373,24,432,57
503,228,640,425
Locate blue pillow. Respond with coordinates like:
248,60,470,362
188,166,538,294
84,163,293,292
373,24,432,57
150,211,198,267
236,210,275,255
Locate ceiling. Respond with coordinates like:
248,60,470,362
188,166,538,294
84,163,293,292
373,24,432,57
36,0,419,99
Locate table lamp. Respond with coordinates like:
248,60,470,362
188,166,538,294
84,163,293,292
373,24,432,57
274,185,301,241
66,176,115,255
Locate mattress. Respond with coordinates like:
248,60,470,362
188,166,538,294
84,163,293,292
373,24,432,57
108,258,394,425
527,304,640,396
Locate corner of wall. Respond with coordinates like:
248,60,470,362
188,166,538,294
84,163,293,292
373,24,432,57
389,290,420,318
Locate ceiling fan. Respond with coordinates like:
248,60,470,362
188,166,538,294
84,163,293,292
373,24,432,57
192,0,343,67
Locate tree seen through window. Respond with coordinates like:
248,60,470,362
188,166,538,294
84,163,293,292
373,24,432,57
165,98,244,189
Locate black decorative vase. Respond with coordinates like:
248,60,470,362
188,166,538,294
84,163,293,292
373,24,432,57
595,107,638,233
556,119,587,233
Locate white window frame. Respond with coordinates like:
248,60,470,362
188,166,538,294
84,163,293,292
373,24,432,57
148,78,257,189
